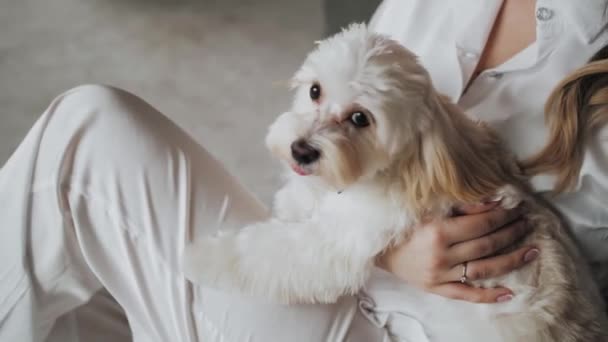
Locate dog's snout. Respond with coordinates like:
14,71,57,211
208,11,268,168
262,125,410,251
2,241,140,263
291,139,320,165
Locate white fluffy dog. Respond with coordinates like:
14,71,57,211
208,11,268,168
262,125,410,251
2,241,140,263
184,24,608,341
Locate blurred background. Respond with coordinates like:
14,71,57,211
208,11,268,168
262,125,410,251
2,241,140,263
0,0,380,204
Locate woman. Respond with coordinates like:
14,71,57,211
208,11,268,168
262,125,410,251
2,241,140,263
1,0,606,341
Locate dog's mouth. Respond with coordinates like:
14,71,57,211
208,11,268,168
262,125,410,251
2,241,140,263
291,163,313,176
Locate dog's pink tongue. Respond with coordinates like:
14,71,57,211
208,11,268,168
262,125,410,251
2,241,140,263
292,164,310,176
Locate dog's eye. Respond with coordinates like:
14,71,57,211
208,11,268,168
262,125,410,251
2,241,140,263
349,111,370,127
309,83,321,101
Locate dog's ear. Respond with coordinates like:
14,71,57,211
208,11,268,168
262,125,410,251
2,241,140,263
399,95,520,216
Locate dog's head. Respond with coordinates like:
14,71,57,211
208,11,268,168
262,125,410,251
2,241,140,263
266,23,434,190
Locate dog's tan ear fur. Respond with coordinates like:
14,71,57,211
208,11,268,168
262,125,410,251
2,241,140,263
521,60,608,193
398,94,522,216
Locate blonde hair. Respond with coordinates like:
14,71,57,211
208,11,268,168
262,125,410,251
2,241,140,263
521,55,608,193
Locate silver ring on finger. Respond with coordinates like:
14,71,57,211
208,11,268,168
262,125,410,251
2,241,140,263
460,262,468,284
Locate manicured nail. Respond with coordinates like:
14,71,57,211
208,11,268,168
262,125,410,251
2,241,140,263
496,294,513,303
524,248,540,262
482,196,503,204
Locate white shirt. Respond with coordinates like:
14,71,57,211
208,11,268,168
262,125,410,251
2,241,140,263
360,2,608,340
370,0,608,263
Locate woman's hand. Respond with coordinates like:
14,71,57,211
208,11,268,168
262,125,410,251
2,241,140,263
377,201,539,303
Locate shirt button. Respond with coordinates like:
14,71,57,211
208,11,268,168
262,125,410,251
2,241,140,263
457,46,478,60
464,51,478,59
536,7,554,21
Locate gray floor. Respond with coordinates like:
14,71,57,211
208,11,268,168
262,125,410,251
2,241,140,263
0,0,338,204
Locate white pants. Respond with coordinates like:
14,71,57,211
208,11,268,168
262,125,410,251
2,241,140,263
0,85,389,342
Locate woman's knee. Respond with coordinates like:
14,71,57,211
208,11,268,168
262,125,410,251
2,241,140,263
49,84,190,166
56,84,168,137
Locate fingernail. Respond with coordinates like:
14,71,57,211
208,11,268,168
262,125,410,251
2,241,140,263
482,196,503,204
524,248,540,262
496,294,513,303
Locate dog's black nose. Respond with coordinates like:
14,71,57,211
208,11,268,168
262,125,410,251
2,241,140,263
291,139,320,165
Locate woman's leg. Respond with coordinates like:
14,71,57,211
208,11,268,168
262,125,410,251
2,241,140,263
0,84,387,341
0,84,268,341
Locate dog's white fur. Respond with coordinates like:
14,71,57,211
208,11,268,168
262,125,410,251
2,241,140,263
184,24,608,341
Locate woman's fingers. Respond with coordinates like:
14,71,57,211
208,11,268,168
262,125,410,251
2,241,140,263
447,219,530,265
443,246,539,283
452,200,501,215
430,283,514,303
439,206,524,245
381,201,533,300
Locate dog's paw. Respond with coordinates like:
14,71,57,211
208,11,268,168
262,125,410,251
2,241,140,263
182,236,242,289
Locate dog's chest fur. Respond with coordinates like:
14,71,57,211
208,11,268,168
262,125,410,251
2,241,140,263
273,172,413,252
